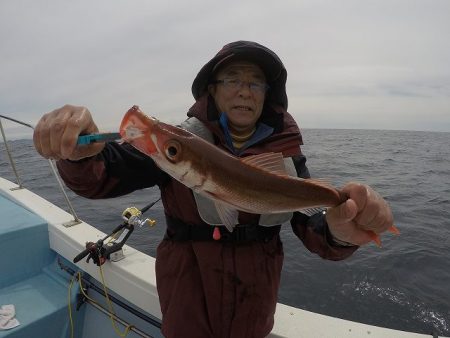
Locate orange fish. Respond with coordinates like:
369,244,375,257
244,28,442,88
119,105,398,245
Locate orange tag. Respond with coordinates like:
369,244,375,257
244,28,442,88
213,227,221,240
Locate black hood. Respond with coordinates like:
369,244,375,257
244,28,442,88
192,41,288,110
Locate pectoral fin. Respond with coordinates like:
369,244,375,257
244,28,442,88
214,201,238,232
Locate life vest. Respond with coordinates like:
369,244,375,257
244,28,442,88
180,117,298,227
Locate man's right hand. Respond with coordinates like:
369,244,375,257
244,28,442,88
33,104,105,161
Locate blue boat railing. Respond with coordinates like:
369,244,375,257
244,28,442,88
0,114,81,226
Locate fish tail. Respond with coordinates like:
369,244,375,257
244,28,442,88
367,230,382,247
388,225,400,235
367,225,399,247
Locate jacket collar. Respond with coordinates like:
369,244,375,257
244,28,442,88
187,94,304,157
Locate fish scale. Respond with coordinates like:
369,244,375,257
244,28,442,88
119,105,398,243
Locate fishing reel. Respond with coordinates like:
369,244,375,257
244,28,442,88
73,199,159,266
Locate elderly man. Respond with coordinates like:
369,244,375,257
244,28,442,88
34,41,393,338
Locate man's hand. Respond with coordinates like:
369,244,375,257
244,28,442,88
325,182,395,246
33,105,105,161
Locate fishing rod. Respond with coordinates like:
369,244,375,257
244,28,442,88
0,115,124,225
0,114,34,129
73,198,161,265
68,199,162,334
0,116,25,188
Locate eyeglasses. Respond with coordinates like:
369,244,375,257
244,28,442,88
213,78,270,95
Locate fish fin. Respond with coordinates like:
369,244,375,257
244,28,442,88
367,226,399,247
214,201,238,232
367,230,382,247
241,152,288,176
388,225,400,235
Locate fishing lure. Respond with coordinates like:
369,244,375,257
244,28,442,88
77,132,121,145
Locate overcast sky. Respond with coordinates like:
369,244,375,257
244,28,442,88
1,0,449,139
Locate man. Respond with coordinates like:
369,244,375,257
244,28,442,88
33,41,394,338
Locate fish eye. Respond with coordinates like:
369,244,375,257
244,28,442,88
167,146,177,157
164,140,181,162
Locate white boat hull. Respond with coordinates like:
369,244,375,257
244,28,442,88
0,177,445,338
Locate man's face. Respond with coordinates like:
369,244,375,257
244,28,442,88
208,61,267,131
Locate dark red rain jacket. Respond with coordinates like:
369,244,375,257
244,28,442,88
57,94,357,338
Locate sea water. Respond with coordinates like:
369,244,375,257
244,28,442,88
1,128,449,336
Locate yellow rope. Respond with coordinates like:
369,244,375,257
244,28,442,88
67,270,133,338
77,272,100,307
67,274,76,338
98,265,133,337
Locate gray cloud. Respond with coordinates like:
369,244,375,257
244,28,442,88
1,0,449,136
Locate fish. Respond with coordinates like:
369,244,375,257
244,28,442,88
119,105,398,245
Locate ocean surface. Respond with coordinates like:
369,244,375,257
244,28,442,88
1,128,449,336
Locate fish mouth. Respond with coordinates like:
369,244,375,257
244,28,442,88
123,126,145,140
119,105,158,154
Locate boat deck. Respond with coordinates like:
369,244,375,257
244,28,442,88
0,192,84,337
